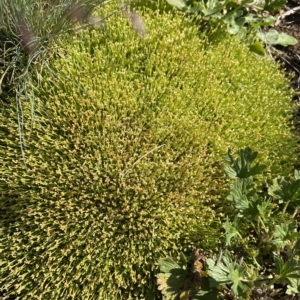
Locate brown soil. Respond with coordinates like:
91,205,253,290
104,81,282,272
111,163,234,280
273,0,300,94
272,0,300,171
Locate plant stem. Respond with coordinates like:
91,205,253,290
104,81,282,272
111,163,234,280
266,275,279,290
292,207,299,219
282,200,290,214
258,216,268,233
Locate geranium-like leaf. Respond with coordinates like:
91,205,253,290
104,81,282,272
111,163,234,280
227,178,260,220
224,147,266,179
224,217,240,246
157,273,170,291
159,257,182,273
257,199,274,223
157,258,188,300
294,170,300,180
227,179,250,210
269,177,300,207
177,252,188,269
286,277,300,295
157,271,188,300
207,258,230,284
271,221,298,249
194,287,219,299
207,252,250,296
274,256,300,284
166,0,187,10
179,289,189,300
294,237,300,256
224,165,237,179
228,268,249,295
268,176,283,199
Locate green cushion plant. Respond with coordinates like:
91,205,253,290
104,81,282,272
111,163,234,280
0,3,298,299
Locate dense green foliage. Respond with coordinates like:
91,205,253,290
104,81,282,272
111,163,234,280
0,4,298,299
158,148,300,299
166,0,298,54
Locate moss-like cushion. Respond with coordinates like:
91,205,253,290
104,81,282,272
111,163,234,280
0,5,297,300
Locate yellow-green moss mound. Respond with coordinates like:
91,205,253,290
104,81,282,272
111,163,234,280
0,6,297,300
